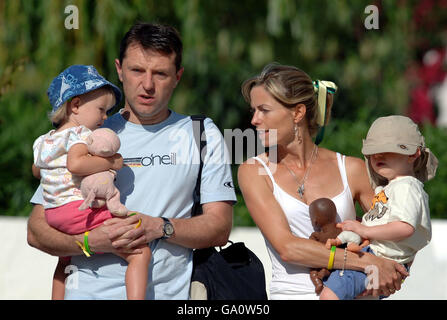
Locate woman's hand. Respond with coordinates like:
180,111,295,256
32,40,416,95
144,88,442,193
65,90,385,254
361,252,409,297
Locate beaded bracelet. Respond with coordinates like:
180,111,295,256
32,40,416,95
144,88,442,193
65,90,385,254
339,247,348,276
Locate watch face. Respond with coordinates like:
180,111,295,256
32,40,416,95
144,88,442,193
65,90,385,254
164,222,174,236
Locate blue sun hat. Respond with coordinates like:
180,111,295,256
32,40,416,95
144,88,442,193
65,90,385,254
47,65,122,114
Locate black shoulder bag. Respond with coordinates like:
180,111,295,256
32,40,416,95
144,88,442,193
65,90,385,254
189,115,268,300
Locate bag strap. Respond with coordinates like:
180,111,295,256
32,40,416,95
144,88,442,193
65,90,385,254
191,115,207,217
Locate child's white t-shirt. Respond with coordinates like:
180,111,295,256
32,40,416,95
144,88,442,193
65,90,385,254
362,176,431,264
33,125,91,209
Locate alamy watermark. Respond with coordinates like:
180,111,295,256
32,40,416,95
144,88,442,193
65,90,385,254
364,264,380,290
60,3,380,171
160,127,279,175
64,264,79,290
64,5,79,30
64,4,379,31
364,5,379,30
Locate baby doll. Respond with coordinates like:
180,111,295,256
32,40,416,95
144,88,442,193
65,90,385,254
308,198,342,294
78,128,128,216
325,227,370,252
309,198,341,242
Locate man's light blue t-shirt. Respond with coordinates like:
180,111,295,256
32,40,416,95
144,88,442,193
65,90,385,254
31,110,237,299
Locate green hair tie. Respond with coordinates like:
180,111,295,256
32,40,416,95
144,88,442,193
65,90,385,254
312,80,338,145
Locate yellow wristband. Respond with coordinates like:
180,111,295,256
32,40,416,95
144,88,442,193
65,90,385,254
75,240,91,258
83,231,94,256
327,245,336,270
128,212,142,229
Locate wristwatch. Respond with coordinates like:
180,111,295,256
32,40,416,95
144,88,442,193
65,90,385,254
160,217,174,239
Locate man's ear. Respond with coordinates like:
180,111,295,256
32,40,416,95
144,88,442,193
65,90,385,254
173,67,184,88
115,58,123,82
293,103,306,123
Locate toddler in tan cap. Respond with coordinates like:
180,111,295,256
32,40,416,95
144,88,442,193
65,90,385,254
320,115,438,300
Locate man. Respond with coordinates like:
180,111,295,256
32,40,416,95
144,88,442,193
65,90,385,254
27,22,236,299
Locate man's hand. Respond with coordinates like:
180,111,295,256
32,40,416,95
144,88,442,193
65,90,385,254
92,201,232,253
91,213,163,252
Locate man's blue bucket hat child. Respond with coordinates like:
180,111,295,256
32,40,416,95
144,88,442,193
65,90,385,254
47,65,122,114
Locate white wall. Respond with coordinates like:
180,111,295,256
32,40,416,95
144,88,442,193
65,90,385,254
1,217,446,300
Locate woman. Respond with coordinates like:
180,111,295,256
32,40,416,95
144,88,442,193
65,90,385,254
238,63,408,300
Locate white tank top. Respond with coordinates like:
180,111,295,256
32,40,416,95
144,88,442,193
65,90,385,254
253,153,357,299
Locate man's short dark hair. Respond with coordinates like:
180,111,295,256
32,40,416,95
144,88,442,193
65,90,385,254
119,22,183,71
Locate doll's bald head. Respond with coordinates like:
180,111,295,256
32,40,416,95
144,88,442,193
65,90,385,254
309,198,337,230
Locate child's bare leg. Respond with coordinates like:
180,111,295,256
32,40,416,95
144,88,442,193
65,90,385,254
52,257,70,300
117,246,152,300
319,286,340,300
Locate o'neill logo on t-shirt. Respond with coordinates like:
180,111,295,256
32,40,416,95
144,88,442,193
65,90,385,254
124,153,177,167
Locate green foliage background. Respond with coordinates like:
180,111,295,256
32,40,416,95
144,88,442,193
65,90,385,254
1,0,446,224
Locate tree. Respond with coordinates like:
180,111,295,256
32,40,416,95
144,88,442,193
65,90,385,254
1,0,446,221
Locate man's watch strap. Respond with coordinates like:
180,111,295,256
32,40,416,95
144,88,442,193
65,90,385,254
160,217,174,240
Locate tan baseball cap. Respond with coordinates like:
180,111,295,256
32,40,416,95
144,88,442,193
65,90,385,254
362,115,438,188
362,115,423,156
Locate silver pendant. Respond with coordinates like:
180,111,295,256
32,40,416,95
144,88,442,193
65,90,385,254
297,185,304,198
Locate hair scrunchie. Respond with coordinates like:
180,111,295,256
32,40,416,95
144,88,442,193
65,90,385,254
312,80,338,144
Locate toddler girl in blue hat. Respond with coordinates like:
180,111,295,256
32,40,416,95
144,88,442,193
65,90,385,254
32,65,151,299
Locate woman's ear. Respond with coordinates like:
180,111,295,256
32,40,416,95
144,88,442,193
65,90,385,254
293,103,306,123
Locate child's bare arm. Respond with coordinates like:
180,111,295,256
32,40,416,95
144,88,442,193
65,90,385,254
363,221,414,241
32,164,41,179
66,143,123,176
341,220,414,242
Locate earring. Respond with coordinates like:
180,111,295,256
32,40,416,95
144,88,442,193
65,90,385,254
294,124,303,144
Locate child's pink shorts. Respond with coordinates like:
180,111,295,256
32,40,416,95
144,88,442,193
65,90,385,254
45,200,113,235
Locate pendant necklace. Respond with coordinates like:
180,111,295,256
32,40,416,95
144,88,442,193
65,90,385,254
282,145,318,198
